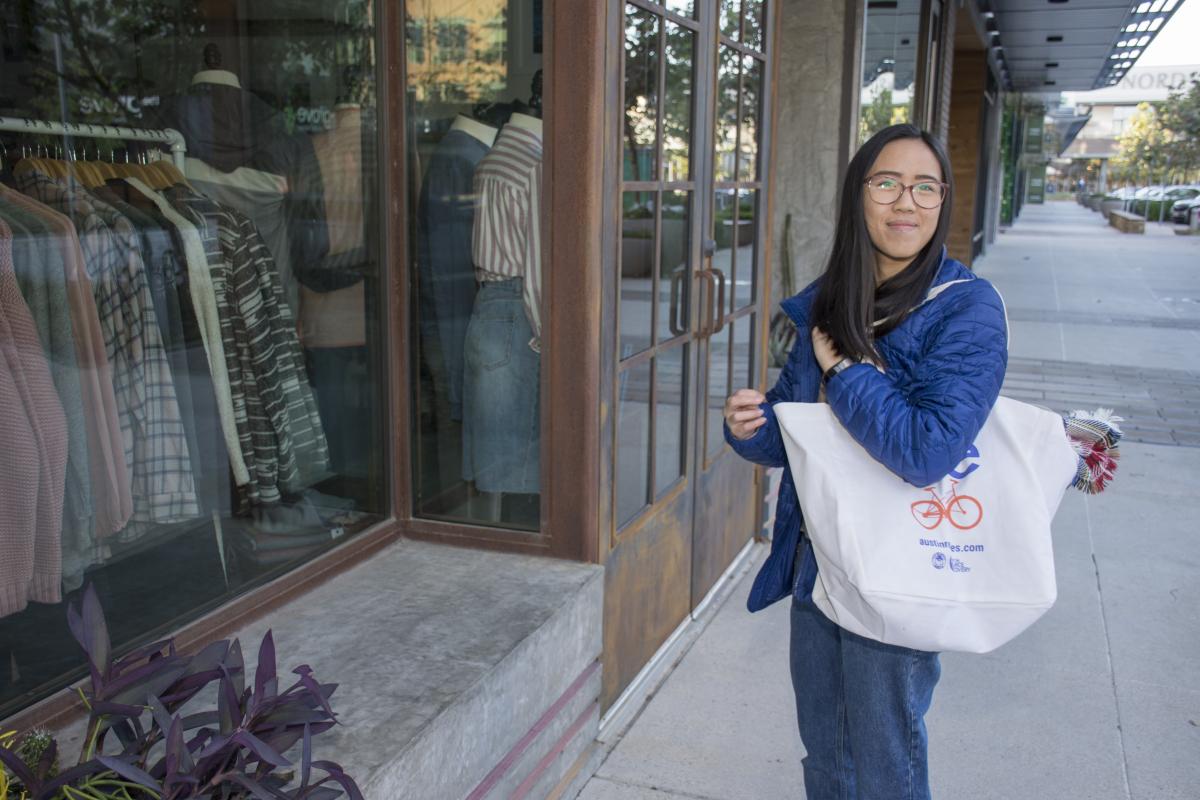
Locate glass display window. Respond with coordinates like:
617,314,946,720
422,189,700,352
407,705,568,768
0,0,387,718
406,0,546,531
859,0,920,142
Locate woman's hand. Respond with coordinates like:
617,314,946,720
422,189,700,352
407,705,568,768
724,388,768,440
811,327,843,373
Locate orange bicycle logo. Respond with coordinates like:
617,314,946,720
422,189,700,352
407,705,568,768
910,480,983,530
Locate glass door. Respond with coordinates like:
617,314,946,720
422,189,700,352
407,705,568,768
692,0,768,606
603,0,770,710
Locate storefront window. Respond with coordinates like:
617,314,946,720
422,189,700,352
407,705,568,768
859,0,919,142
0,0,386,718
407,0,545,531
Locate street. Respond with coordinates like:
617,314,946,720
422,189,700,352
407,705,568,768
576,201,1200,800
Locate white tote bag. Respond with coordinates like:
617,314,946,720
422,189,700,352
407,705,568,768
775,395,1080,654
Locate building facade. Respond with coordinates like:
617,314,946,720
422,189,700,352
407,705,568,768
0,0,1153,795
1058,63,1200,191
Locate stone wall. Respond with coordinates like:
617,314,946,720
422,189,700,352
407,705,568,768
768,0,855,309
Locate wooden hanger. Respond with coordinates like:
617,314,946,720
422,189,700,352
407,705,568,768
148,159,188,189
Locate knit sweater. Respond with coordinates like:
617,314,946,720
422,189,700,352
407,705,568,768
0,221,68,617
0,186,131,537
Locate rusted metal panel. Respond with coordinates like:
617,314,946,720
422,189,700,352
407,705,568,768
602,484,694,709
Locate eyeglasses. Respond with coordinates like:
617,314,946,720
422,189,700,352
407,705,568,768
864,175,948,209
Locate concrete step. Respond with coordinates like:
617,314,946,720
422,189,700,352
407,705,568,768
50,539,605,800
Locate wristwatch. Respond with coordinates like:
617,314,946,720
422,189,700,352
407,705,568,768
822,357,855,384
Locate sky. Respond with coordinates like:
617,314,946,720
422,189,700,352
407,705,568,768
1138,0,1200,67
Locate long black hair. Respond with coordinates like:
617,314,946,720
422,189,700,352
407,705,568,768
809,124,954,365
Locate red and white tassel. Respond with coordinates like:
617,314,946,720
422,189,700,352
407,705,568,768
1063,408,1124,494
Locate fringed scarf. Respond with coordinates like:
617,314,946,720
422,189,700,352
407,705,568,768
1063,408,1123,494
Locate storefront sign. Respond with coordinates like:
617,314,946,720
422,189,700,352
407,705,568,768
1027,164,1047,204
1024,116,1045,155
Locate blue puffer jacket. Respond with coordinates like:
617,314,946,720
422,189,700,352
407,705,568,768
726,252,1008,612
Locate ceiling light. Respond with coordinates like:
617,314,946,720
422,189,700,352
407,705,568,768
1137,2,1151,12
1149,16,1164,29
1150,0,1164,10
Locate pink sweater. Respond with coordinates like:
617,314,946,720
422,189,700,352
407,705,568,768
0,186,132,536
0,221,68,617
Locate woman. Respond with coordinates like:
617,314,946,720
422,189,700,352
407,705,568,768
723,124,1008,800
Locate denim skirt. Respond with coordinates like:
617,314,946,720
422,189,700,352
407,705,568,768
461,278,540,493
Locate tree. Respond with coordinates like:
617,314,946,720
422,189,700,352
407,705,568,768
858,87,911,144
859,88,894,143
1159,76,1200,183
1109,102,1169,186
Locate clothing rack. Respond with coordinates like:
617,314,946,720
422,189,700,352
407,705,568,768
0,116,187,169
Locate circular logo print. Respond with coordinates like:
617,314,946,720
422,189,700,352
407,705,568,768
931,552,947,570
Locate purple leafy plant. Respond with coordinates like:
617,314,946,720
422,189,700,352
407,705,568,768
0,586,363,800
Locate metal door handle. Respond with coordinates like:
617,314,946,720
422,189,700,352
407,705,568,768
669,266,687,337
695,269,717,338
710,268,727,335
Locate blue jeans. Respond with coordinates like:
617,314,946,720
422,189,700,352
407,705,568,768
461,279,540,493
790,593,941,800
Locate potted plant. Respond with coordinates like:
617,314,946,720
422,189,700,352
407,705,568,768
0,587,362,800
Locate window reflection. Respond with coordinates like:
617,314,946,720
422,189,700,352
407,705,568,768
739,56,761,180
663,21,695,182
720,0,741,39
655,345,688,496
621,192,656,359
859,0,919,143
625,6,659,182
715,45,740,183
658,191,691,344
616,359,652,528
408,0,545,530
0,0,384,718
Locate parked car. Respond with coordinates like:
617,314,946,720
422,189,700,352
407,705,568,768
1164,185,1199,202
1172,195,1200,224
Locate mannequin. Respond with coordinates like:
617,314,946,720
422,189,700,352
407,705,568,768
417,113,499,426
461,106,544,522
450,114,498,147
163,43,286,173
299,100,374,481
164,44,326,314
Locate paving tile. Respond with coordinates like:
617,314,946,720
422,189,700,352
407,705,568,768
577,777,705,800
1118,681,1200,800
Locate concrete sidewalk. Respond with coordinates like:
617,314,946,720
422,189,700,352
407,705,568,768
576,202,1200,800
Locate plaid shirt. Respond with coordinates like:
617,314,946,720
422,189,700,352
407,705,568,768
166,187,329,503
118,177,252,490
16,169,199,529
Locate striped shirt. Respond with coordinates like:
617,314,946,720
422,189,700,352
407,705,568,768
472,123,544,353
166,186,330,503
